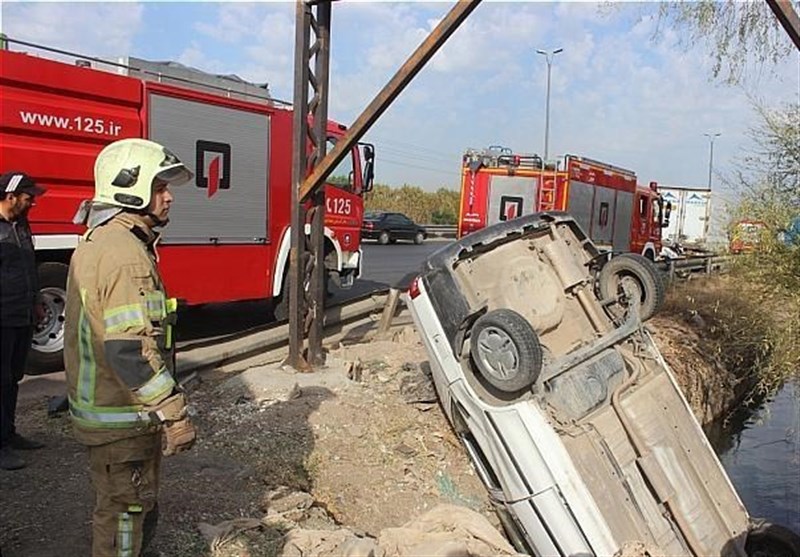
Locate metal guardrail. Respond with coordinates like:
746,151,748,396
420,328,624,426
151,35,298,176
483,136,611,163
424,224,457,238
657,254,730,280
176,290,391,376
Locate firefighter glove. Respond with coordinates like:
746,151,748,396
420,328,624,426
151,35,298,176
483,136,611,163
162,414,196,456
147,392,196,456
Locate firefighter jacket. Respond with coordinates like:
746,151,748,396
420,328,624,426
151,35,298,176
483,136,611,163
64,212,179,446
0,214,39,326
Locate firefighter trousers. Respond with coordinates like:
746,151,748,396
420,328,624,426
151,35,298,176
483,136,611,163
88,433,161,557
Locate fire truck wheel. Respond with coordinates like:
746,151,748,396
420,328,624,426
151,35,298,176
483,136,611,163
27,262,69,374
272,273,290,322
598,254,665,321
271,270,331,321
378,231,390,245
745,521,800,557
469,308,542,396
413,232,425,245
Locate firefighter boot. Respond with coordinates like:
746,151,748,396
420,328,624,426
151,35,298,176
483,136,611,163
9,433,45,450
0,447,25,470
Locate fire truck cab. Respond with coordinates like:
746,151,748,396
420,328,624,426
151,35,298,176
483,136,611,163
457,146,669,260
0,41,375,370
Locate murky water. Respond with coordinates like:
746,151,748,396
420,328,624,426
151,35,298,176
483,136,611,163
710,381,800,533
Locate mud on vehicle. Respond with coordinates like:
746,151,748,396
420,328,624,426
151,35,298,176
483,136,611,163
406,212,800,557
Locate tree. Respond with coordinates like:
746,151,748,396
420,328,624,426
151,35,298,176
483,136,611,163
656,1,797,84
732,101,800,206
364,183,460,224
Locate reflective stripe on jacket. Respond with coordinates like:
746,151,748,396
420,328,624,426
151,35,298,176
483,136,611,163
64,213,178,446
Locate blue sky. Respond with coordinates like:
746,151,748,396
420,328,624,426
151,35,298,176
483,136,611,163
2,1,798,193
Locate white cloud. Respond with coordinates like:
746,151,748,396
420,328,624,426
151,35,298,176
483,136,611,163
1,2,143,58
194,3,260,44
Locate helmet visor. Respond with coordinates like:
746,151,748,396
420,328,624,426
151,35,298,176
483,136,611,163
155,163,193,187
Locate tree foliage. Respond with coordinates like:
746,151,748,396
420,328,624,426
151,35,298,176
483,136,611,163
656,1,797,84
725,101,799,240
364,184,460,225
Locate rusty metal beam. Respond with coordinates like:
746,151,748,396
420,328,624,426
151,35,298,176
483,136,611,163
766,0,800,50
307,1,332,366
288,1,313,371
298,0,482,202
288,0,333,371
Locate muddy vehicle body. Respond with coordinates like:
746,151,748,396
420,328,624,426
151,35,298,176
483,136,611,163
406,212,794,556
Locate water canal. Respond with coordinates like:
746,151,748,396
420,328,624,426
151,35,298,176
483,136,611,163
710,380,800,533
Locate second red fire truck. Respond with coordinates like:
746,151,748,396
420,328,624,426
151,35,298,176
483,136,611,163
458,146,669,259
1,41,375,370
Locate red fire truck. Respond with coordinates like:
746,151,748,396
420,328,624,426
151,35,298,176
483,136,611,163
0,42,375,369
458,146,668,259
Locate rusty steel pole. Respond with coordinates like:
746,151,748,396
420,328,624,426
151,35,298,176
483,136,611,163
298,0,482,203
288,2,313,371
307,2,332,366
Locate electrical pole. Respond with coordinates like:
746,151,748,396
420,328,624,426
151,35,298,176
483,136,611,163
704,132,721,190
536,47,563,161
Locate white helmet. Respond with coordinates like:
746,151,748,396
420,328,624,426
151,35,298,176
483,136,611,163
93,138,193,210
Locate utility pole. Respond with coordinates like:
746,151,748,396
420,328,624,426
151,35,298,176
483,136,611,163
536,47,563,161
288,1,332,371
704,132,721,190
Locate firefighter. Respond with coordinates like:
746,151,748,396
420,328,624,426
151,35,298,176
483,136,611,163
0,171,46,471
64,138,196,556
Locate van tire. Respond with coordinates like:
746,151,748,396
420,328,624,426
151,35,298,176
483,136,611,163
598,254,665,321
470,309,542,395
28,262,69,374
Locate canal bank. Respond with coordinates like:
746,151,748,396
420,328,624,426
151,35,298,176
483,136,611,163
654,275,800,427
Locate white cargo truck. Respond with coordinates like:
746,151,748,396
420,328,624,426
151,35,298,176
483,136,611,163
660,186,732,251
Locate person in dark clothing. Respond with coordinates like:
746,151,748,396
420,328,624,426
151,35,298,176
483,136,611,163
0,171,46,470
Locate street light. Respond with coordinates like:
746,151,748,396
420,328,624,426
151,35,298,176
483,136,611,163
536,47,563,161
704,132,721,190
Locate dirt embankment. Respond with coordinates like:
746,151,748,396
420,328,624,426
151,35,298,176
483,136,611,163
649,315,738,426
1,301,749,557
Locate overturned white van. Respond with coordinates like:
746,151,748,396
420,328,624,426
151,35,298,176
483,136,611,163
406,212,799,557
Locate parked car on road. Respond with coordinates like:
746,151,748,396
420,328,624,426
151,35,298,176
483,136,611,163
406,211,799,557
362,211,427,245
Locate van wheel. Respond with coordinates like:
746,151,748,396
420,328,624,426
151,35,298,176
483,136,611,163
28,262,69,374
470,309,542,395
414,231,425,245
598,254,665,321
746,521,800,557
378,231,390,245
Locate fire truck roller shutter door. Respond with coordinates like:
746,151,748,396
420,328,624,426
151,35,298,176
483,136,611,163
567,181,594,238
591,187,616,246
147,93,269,245
612,191,633,253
